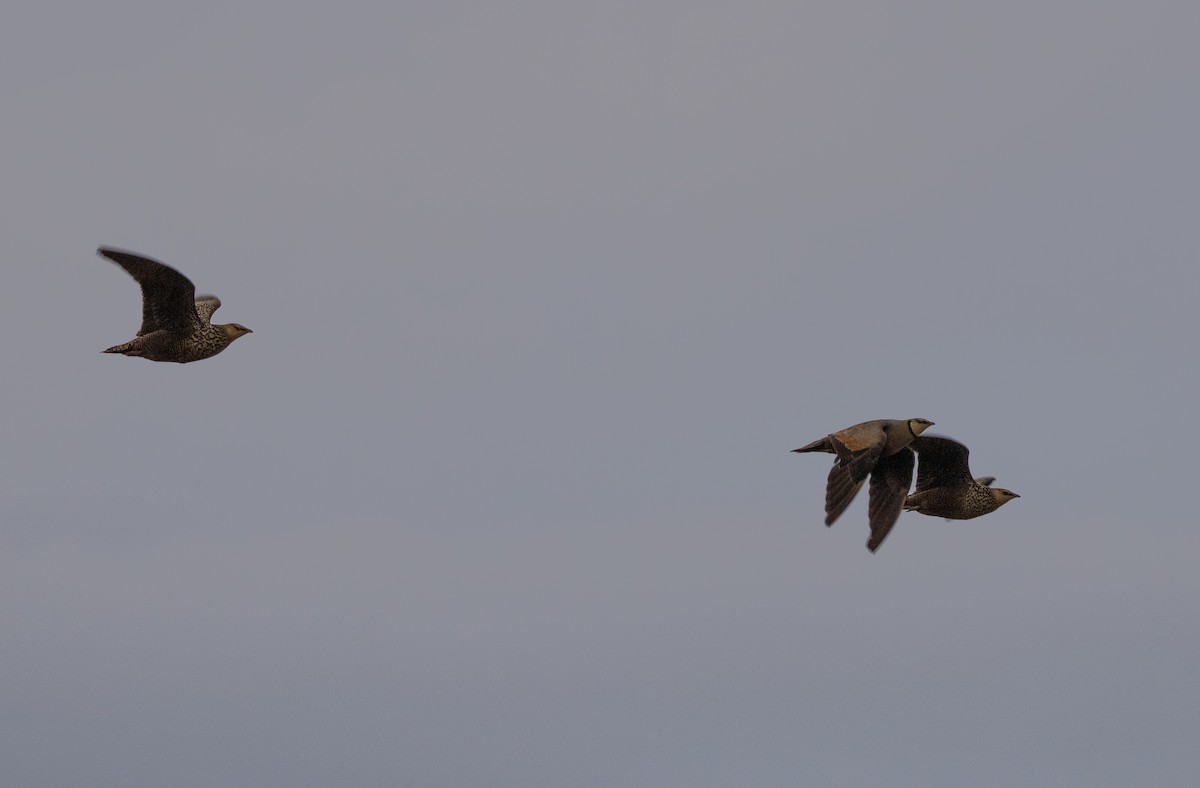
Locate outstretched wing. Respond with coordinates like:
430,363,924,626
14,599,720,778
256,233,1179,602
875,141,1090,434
867,448,915,553
98,246,200,336
910,435,974,492
823,462,865,527
829,422,887,483
194,294,222,324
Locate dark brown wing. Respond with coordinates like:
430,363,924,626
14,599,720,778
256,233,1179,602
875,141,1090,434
910,435,974,492
823,462,864,527
866,448,915,553
98,246,200,336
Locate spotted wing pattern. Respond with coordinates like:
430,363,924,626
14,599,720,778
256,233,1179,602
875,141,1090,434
194,295,222,324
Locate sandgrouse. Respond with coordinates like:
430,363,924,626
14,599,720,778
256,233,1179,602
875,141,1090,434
793,418,934,552
97,246,252,363
904,435,1019,520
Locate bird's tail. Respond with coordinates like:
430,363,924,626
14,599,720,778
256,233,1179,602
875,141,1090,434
103,341,134,355
792,436,833,454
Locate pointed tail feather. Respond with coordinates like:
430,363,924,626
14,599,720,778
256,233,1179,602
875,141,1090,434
793,436,833,454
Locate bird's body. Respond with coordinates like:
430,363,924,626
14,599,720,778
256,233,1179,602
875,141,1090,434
904,435,1019,520
97,247,251,363
101,321,249,364
793,418,934,552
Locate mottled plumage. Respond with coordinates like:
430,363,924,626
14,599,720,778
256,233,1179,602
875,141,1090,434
904,436,1019,520
97,246,252,363
793,418,934,552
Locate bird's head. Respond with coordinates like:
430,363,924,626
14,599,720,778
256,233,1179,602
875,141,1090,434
908,418,935,436
222,323,253,341
991,488,1020,507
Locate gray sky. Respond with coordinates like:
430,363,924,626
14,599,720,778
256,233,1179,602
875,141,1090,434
2,1,1198,786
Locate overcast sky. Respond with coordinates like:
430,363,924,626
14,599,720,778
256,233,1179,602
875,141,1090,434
2,2,1198,786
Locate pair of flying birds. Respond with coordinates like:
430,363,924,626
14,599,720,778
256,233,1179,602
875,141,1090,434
793,419,1019,553
95,248,1019,554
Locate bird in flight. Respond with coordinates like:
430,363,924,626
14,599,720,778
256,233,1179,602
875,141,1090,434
904,435,1020,520
97,246,252,363
793,418,934,552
